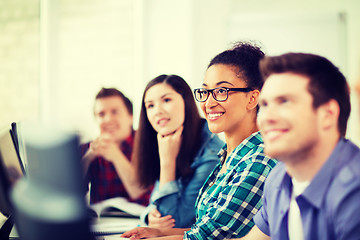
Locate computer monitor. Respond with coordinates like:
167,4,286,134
10,122,27,173
10,123,94,240
0,124,25,239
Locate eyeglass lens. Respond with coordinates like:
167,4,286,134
195,88,228,102
213,88,227,101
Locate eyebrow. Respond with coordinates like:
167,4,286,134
202,81,235,87
260,94,295,102
144,92,174,104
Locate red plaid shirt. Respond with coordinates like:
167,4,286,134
80,130,151,206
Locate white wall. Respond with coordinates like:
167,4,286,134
2,0,360,144
146,0,360,143
142,0,194,81
0,0,40,126
224,0,360,143
40,0,141,142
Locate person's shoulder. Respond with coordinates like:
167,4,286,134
206,133,224,150
324,141,360,217
240,150,279,180
190,125,223,167
265,162,285,182
193,137,222,165
334,139,360,186
231,131,263,156
250,151,278,171
243,131,264,148
251,161,285,195
243,132,278,167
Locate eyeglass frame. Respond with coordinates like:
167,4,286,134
193,87,254,102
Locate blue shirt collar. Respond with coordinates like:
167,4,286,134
278,139,347,209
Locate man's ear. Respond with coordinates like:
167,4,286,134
247,90,260,111
319,99,340,131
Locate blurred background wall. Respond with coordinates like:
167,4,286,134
1,0,360,144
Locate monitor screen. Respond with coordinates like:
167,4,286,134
10,122,27,173
0,125,24,217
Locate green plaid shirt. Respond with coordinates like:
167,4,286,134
183,131,277,240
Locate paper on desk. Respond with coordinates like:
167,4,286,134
90,197,146,217
91,221,139,234
95,235,129,240
103,236,129,240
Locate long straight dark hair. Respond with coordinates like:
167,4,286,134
133,75,203,188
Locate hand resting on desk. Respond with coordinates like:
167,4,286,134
121,227,162,239
148,209,175,229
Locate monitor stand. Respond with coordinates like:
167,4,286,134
0,215,14,240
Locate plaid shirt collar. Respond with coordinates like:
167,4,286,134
217,131,263,170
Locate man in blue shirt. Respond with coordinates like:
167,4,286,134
234,52,360,240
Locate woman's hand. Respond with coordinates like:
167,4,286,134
157,126,183,187
148,209,175,229
157,126,183,167
121,226,162,239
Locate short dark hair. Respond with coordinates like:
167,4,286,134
133,75,203,188
95,87,133,115
259,52,351,137
208,41,265,91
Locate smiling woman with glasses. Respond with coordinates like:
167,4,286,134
122,42,278,240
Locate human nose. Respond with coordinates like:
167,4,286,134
205,91,218,108
154,103,165,115
103,113,113,122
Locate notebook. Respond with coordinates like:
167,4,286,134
90,220,140,237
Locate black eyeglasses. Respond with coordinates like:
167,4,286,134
193,87,253,102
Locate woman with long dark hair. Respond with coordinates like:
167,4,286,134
134,74,223,228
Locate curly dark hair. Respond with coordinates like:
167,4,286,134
208,41,265,91
208,41,265,112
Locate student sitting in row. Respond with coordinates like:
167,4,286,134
134,74,224,228
80,88,151,205
122,42,278,239
234,52,360,239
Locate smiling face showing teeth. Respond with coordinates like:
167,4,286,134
257,73,322,162
200,64,252,136
94,96,133,143
207,112,224,120
144,83,185,136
